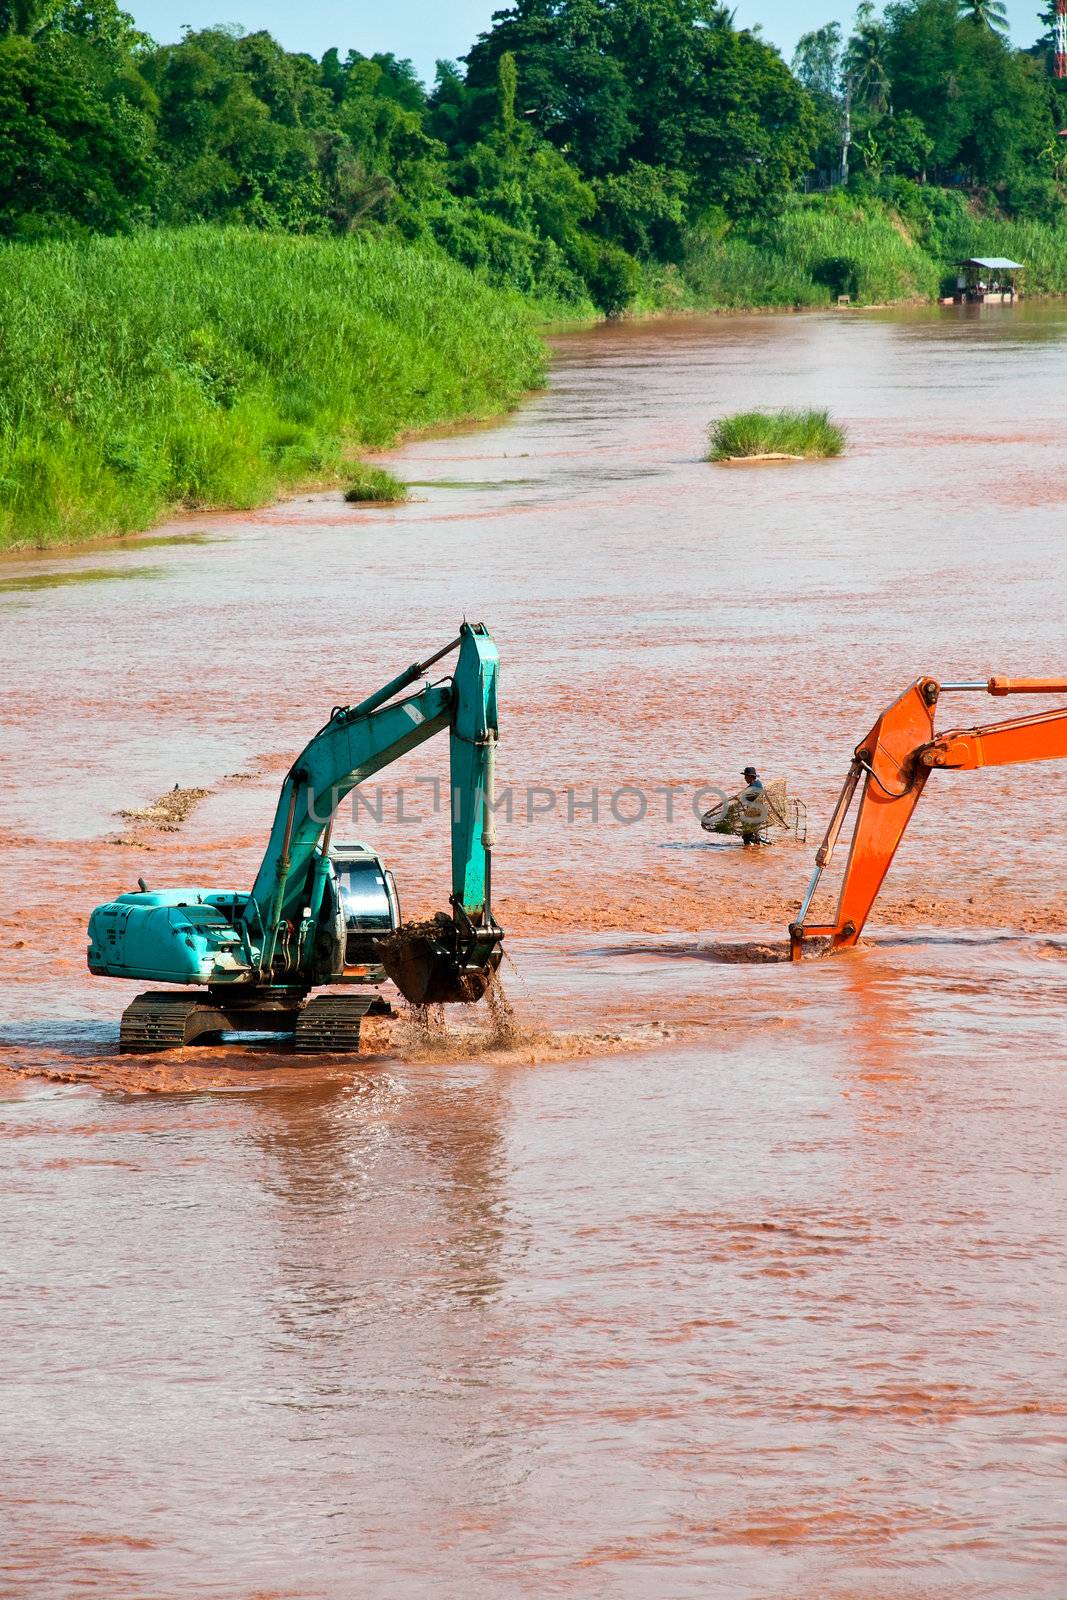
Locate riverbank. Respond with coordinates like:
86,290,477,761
0,229,546,551
5,195,1067,552
640,191,1067,313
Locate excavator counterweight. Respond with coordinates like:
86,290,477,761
87,623,503,1052
789,675,1067,960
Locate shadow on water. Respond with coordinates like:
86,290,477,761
588,939,791,964
873,930,1067,952
405,477,544,490
581,930,1067,969
0,1017,300,1060
0,1019,120,1054
0,565,164,594
660,838,747,851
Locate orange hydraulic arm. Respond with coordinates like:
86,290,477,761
789,676,1067,960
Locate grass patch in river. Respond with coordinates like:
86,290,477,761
708,408,846,462
343,465,408,504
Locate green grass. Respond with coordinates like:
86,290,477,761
707,408,847,461
934,214,1067,296
667,191,1067,315
0,228,547,549
657,234,827,311
344,465,408,503
769,196,941,305
4,199,1060,551
655,194,982,313
659,196,939,312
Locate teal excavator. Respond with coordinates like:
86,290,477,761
87,624,503,1053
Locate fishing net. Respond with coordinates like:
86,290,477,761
701,779,807,843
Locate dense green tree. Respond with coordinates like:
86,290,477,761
141,30,324,228
880,109,935,177
884,0,1056,190
461,0,817,219
332,67,445,215
455,119,595,244
0,33,152,233
0,0,63,37
446,52,595,257
457,3,636,175
140,29,444,231
322,49,426,114
844,4,893,115
425,58,488,158
592,161,689,259
792,22,842,100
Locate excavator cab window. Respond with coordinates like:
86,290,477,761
331,847,400,965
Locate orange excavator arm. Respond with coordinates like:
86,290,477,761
789,676,1067,960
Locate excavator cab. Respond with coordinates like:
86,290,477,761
330,843,400,968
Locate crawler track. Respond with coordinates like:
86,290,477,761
119,990,392,1054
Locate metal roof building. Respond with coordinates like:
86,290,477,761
960,257,1026,272
950,257,1025,305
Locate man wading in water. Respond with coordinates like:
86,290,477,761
739,766,766,847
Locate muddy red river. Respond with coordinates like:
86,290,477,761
2,306,1066,1598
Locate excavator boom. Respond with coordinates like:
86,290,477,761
921,706,1067,771
244,622,499,986
790,675,1067,959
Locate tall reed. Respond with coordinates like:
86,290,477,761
0,228,547,548
672,196,947,310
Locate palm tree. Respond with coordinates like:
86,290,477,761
843,6,892,117
957,0,1010,35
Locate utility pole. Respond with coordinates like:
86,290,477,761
1057,0,1067,79
840,82,852,186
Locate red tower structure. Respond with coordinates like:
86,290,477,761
1057,0,1067,80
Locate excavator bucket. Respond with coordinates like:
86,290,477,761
378,913,504,1006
